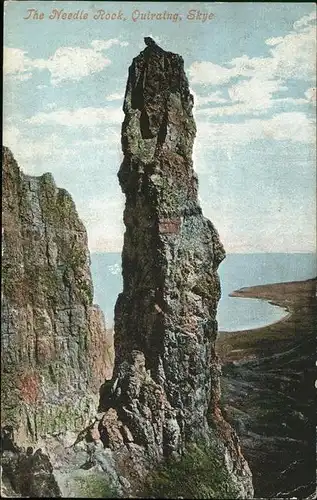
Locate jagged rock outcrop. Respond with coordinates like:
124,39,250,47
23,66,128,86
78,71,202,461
96,41,253,497
1,146,113,446
1,447,61,498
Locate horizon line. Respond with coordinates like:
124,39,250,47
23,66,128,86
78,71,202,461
90,250,316,255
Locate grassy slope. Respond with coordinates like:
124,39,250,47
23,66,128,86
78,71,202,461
216,278,316,498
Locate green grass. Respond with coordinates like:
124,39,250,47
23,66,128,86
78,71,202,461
73,474,118,498
143,442,240,499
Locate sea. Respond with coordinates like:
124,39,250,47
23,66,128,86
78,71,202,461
90,253,316,332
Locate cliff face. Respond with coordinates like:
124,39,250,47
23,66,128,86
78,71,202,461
1,146,113,446
97,42,253,497
1,43,254,498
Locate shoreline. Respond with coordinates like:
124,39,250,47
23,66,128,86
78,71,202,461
219,309,292,336
216,277,317,362
219,285,293,336
217,276,316,497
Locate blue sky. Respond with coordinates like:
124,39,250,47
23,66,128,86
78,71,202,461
3,1,316,253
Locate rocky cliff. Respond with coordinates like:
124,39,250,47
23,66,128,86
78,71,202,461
94,40,253,497
1,146,113,446
1,41,254,498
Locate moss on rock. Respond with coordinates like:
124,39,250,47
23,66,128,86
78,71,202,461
72,474,118,498
143,442,242,499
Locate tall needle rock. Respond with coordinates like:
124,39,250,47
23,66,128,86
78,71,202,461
98,40,254,497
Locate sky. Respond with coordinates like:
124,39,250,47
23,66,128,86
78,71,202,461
3,1,316,254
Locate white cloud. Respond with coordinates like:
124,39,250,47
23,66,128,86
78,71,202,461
14,72,33,82
229,78,287,106
4,48,30,75
27,106,123,127
274,97,308,106
199,78,288,116
80,197,124,253
195,103,252,118
188,10,316,117
191,88,228,106
188,12,316,117
305,87,316,104
3,48,32,81
72,132,121,149
3,38,128,85
189,11,316,86
3,125,21,153
293,10,316,31
105,92,124,101
91,39,129,51
261,112,314,142
195,112,315,153
46,102,58,110
188,61,236,85
194,84,314,118
265,24,316,81
34,47,111,85
3,125,66,173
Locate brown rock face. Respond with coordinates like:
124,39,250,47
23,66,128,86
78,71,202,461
97,42,253,497
1,447,61,498
1,146,113,445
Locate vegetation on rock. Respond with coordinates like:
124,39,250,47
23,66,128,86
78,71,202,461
144,442,242,499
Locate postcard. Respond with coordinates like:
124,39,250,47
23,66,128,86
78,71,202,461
2,2,316,498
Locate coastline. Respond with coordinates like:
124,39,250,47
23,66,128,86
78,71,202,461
216,277,316,498
217,277,316,362
220,307,291,336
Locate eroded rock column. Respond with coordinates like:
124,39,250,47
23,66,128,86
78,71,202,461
98,41,253,497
